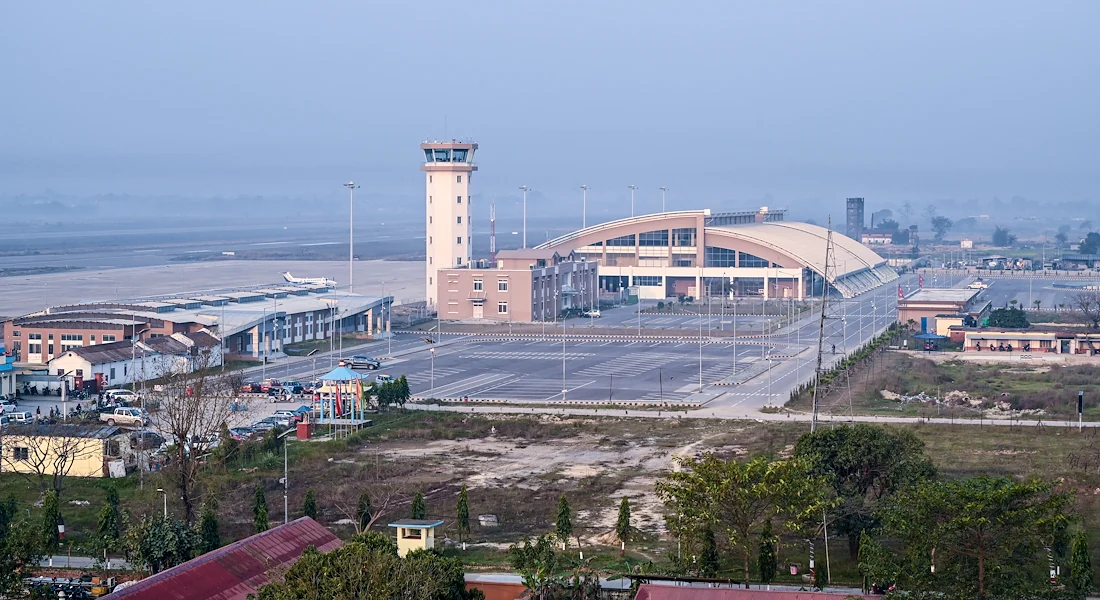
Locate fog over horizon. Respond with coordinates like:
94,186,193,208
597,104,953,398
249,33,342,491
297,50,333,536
2,1,1098,228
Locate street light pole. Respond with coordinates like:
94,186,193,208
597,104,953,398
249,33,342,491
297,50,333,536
580,185,588,229
156,488,167,518
627,185,637,217
659,186,668,213
279,428,295,525
519,185,529,248
344,182,359,293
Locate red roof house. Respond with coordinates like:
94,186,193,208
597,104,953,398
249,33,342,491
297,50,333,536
107,517,342,600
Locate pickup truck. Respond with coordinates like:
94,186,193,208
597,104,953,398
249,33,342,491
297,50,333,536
99,407,148,427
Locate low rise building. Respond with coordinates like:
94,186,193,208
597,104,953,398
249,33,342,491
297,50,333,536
861,232,893,245
389,519,444,557
1,424,133,478
0,342,14,397
436,249,599,322
46,330,222,389
898,288,989,332
1,282,391,364
954,327,1100,355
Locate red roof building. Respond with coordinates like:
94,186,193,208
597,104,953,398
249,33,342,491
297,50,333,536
107,517,342,600
633,585,875,600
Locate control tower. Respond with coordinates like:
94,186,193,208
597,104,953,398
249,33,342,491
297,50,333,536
422,140,478,308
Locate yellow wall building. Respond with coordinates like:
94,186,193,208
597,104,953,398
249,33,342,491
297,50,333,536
1,425,132,479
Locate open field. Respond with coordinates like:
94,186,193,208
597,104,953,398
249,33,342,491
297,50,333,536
3,411,1100,584
790,350,1100,421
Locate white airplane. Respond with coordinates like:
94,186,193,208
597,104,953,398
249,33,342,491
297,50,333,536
282,272,337,286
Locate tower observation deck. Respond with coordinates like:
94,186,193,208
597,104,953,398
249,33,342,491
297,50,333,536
422,140,478,307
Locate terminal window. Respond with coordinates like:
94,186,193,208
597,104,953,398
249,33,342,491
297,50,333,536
606,234,636,247
704,247,736,268
635,276,663,286
639,230,669,247
739,252,769,268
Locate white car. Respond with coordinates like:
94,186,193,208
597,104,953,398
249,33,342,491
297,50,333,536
8,411,33,424
583,310,602,318
0,400,16,414
105,389,140,403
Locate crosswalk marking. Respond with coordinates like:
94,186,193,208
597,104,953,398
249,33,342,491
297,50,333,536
457,352,594,360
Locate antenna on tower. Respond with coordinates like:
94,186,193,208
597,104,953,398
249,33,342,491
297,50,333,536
490,196,497,266
810,217,836,433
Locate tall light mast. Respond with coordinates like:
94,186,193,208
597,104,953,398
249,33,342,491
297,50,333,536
490,199,497,265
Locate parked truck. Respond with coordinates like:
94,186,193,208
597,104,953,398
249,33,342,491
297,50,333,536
99,407,148,427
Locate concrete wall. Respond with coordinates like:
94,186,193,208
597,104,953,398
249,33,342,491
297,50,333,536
0,433,124,478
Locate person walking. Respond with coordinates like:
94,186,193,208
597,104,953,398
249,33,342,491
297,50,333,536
35,406,41,421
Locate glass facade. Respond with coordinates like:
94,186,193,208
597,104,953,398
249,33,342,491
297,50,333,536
672,228,696,247
704,246,737,267
638,230,669,247
606,234,636,247
634,276,663,286
739,252,769,268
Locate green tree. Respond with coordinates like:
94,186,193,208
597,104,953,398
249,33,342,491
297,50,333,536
615,497,631,545
41,490,61,554
656,454,835,585
879,476,1072,598
356,492,372,533
794,424,936,560
1070,531,1093,596
303,489,318,520
398,375,411,406
509,534,562,597
411,491,426,520
931,215,953,241
253,542,479,600
1081,232,1100,255
199,500,221,554
857,530,898,593
992,226,1017,247
349,530,398,556
555,494,573,549
96,485,122,553
0,514,44,597
698,525,719,577
757,520,776,586
457,484,471,543
123,515,201,574
217,421,239,465
987,306,1029,328
253,485,269,533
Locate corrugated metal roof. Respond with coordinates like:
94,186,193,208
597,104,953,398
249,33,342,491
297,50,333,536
107,517,342,600
633,585,874,600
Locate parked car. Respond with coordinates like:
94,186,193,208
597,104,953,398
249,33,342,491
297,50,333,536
99,407,148,427
104,389,139,404
260,379,282,393
347,356,380,370
130,431,166,451
583,309,602,318
266,415,292,428
250,419,276,432
374,374,394,384
273,409,303,424
282,381,304,394
0,415,9,428
229,427,257,441
240,382,262,393
8,411,33,423
0,400,16,414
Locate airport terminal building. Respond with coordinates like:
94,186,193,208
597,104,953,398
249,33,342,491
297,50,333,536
2,283,392,366
532,208,897,301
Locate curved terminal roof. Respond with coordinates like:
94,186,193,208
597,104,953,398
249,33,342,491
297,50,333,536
536,210,897,297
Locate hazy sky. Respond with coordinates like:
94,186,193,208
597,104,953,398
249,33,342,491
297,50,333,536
2,1,1098,221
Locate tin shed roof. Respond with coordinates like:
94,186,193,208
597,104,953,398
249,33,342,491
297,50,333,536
107,517,342,600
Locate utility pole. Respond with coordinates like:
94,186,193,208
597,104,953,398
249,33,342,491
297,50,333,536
580,185,589,229
344,182,359,293
811,218,836,433
519,185,529,248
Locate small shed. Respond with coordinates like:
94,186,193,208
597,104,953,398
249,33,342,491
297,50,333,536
389,519,444,557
